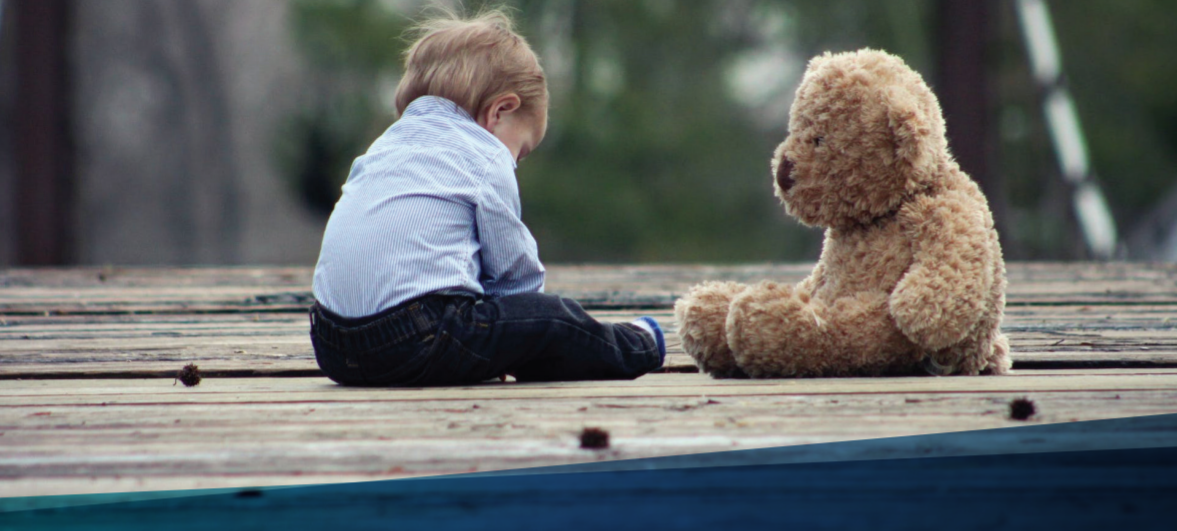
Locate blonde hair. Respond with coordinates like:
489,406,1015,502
394,7,548,120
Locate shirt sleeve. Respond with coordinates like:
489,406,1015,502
473,158,546,297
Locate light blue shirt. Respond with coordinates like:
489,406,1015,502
312,96,545,318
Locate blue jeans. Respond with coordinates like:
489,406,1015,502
309,292,663,386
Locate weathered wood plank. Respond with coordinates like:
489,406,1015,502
1,371,1175,497
1,332,1175,377
7,351,1177,380
2,264,1176,500
2,263,1176,315
4,303,1177,378
4,370,1177,402
2,262,1173,290
0,310,688,378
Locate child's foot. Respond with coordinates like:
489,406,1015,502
631,316,666,362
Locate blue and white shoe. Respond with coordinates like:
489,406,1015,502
631,316,666,363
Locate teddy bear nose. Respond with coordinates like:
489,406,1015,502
775,157,795,192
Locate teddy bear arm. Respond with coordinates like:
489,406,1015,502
890,193,995,351
797,261,825,295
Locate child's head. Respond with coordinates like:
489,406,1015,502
395,7,548,160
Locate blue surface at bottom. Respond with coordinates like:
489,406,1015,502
5,413,1177,530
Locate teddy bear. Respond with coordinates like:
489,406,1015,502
674,48,1010,378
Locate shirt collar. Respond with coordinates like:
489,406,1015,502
402,95,474,121
402,96,516,168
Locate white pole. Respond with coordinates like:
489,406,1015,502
1014,0,1118,259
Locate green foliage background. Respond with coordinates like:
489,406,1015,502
279,0,1177,263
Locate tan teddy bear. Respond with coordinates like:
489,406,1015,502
675,48,1010,378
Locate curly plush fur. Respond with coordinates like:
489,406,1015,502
675,49,1011,378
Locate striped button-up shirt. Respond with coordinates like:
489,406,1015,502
312,96,545,318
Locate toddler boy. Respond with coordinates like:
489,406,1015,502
310,9,665,386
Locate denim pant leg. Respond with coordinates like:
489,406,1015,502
447,292,663,382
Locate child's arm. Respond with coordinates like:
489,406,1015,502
474,167,545,297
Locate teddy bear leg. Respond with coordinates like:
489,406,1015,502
674,281,749,378
728,287,915,377
724,281,814,378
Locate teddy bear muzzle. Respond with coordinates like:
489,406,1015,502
775,157,795,193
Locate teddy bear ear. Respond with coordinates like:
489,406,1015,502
807,50,835,70
885,87,935,174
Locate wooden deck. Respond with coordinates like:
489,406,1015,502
2,262,1177,497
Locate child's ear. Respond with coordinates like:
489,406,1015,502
480,93,522,132
496,94,522,115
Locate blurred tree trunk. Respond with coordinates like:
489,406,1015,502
936,0,1014,255
14,0,74,265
